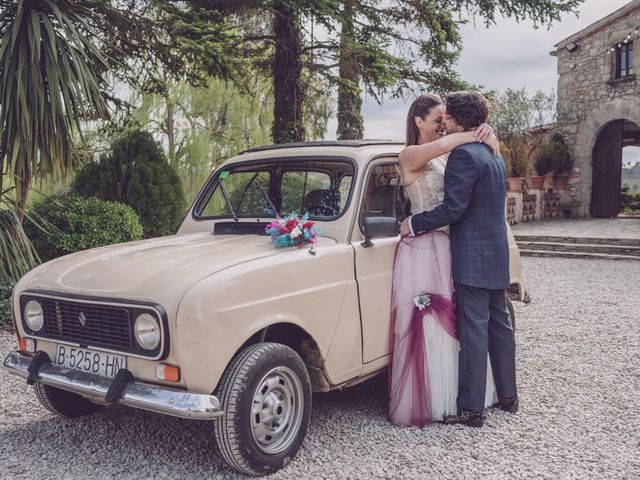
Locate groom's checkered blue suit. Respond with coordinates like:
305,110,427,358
409,142,517,412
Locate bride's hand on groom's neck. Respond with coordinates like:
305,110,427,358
472,123,494,142
472,124,500,155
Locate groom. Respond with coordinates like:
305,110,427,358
399,90,518,428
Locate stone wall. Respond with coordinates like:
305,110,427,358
555,2,640,217
507,188,563,225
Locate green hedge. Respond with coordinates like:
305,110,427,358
0,278,14,327
25,194,144,262
72,130,185,238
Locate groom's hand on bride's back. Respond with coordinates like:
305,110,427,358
400,218,412,237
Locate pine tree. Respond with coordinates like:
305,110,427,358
333,0,584,139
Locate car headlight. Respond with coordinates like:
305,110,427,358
24,300,44,332
134,313,160,350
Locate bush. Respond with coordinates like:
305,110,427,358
621,185,640,214
499,141,513,176
0,278,15,327
25,194,144,262
503,136,527,177
534,133,572,175
72,130,185,238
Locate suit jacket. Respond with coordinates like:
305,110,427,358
410,142,509,289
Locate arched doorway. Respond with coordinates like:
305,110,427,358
591,119,640,217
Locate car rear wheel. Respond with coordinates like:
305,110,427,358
213,343,312,476
34,382,104,418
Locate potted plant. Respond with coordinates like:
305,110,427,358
534,133,573,190
529,172,544,190
504,137,527,192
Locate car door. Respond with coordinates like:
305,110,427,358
350,159,409,365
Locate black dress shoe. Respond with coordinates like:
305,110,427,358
492,396,519,414
441,409,484,428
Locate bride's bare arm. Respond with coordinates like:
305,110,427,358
400,126,499,174
400,131,475,173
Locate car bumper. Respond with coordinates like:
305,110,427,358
3,350,223,420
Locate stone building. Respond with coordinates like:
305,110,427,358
553,0,640,217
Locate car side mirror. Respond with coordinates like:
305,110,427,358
361,216,399,248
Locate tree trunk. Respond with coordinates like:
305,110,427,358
272,1,304,144
157,72,177,166
165,89,176,165
337,0,363,140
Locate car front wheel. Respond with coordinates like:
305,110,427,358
213,343,312,476
34,382,104,418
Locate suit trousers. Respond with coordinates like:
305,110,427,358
454,282,517,412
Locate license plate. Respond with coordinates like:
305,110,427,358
55,345,127,379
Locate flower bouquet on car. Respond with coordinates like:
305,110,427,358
265,213,319,248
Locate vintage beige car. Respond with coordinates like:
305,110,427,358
4,140,526,476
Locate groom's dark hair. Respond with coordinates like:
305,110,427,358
445,91,491,131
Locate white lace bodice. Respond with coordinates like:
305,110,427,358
405,155,449,233
405,155,447,213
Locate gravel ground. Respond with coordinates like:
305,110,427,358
1,256,639,479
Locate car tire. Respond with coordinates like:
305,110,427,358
34,382,104,418
213,342,312,476
506,296,516,331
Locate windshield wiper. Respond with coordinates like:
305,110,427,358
217,180,238,221
254,178,280,217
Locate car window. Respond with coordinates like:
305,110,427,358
281,171,331,214
196,158,355,219
200,171,275,217
338,175,352,210
359,163,409,229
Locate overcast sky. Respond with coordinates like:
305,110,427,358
322,0,640,163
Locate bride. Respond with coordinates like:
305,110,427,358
388,93,499,426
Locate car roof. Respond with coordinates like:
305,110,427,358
240,140,404,154
222,140,405,168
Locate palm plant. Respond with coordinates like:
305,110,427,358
0,0,111,280
0,187,40,281
0,0,110,221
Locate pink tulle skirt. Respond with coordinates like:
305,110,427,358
388,231,496,426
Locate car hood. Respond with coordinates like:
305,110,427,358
20,233,323,301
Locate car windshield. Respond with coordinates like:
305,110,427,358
196,158,355,219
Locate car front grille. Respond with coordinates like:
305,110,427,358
41,298,133,350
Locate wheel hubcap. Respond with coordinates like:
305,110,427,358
250,366,304,454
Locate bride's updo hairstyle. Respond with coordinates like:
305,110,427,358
405,93,443,146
